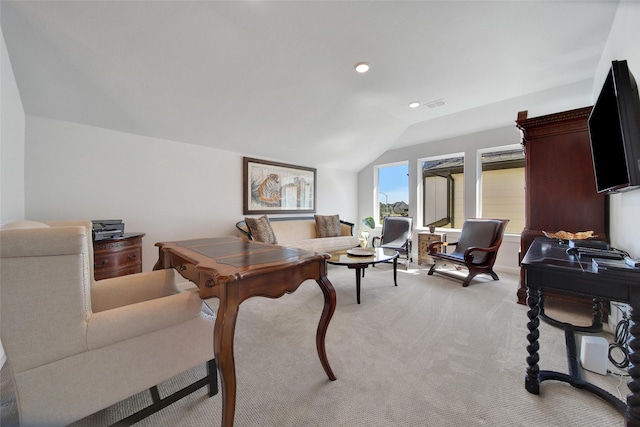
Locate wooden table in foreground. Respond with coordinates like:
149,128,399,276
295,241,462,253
154,237,337,427
521,237,640,427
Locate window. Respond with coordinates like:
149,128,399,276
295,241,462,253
421,154,464,229
478,146,525,234
376,162,409,225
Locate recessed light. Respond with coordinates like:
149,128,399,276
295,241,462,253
409,101,421,109
354,62,370,73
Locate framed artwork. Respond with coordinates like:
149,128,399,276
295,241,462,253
243,157,317,214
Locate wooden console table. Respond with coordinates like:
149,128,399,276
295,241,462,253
521,237,640,426
154,237,337,427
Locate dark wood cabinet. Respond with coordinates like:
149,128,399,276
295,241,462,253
516,107,608,310
93,233,145,280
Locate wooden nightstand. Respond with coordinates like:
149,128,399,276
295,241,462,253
418,232,446,265
93,233,145,280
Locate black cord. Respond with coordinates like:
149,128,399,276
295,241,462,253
607,369,630,377
609,304,630,369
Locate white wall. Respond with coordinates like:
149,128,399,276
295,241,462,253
358,126,523,274
24,116,358,273
1,26,26,368
592,1,640,330
1,27,25,223
594,1,640,259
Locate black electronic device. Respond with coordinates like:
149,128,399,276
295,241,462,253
625,256,640,267
568,239,610,250
566,246,627,260
593,257,640,277
91,219,124,240
588,60,640,194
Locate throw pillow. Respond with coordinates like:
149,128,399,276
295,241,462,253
314,214,342,238
245,215,277,244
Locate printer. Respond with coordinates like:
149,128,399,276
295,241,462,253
91,220,124,241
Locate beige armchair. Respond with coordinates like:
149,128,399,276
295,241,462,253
0,220,217,426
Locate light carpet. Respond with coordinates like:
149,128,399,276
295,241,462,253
1,263,627,426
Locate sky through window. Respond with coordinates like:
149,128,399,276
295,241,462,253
378,163,409,205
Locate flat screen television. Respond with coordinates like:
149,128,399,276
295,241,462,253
588,60,640,193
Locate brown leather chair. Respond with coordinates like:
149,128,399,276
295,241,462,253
427,218,509,287
373,216,413,268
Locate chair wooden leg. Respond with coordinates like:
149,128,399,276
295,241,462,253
150,385,161,404
489,271,499,281
462,274,475,287
427,263,436,275
111,360,218,426
207,358,218,397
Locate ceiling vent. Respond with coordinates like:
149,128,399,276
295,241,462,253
426,98,447,109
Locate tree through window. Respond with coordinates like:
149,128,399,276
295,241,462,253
376,162,409,225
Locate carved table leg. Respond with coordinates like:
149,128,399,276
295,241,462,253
627,288,640,427
214,284,240,427
591,298,604,331
526,285,542,394
316,275,337,381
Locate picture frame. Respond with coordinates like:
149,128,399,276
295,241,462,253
243,157,317,214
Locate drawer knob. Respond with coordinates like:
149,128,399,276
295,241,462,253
127,254,138,260
205,278,214,288
178,265,187,271
96,259,109,267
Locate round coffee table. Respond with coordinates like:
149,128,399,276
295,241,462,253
327,248,399,304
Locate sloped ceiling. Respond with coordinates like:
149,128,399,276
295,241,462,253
1,1,619,171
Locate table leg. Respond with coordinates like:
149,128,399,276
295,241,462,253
591,298,604,331
393,257,398,286
355,267,363,304
525,285,541,394
214,286,240,427
627,288,640,427
315,275,337,381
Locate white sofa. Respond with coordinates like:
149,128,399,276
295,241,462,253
0,220,217,426
236,216,359,254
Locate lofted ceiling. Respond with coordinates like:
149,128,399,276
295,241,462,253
1,1,620,171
